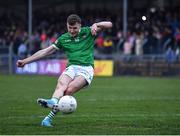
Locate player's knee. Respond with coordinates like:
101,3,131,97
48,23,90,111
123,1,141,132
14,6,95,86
65,87,74,95
57,80,68,90
65,84,79,95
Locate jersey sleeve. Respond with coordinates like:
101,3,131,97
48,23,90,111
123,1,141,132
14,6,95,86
52,37,62,50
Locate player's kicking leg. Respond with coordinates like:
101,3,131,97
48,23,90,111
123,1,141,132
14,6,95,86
37,74,72,109
37,74,72,127
41,75,86,127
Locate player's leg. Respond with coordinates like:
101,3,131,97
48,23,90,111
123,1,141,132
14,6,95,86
64,65,94,95
42,71,91,127
40,66,76,127
40,74,73,127
52,74,73,98
40,65,93,127
64,75,87,95
37,74,73,109
42,76,87,127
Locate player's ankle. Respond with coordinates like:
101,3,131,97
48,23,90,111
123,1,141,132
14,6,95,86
51,97,58,104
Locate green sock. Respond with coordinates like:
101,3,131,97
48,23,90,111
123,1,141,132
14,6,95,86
46,110,58,120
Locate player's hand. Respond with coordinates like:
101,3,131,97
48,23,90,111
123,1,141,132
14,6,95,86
91,23,98,36
16,60,26,67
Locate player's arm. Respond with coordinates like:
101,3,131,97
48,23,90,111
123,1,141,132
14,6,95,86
16,45,57,67
91,21,113,35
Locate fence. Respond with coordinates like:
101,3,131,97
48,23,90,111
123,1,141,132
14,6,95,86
0,45,180,76
0,45,13,74
114,55,180,76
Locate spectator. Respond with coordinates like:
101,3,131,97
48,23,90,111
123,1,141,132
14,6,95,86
166,47,176,63
18,42,27,58
103,36,114,54
123,39,132,55
135,31,144,56
174,27,180,56
0,7,180,56
95,34,104,53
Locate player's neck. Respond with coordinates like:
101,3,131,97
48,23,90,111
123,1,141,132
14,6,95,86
69,28,81,38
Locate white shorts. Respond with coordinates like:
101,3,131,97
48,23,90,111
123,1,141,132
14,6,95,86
62,65,94,85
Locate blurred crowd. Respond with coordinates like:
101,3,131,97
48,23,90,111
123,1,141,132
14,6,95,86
0,8,180,59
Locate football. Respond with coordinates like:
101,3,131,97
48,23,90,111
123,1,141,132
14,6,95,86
58,95,77,114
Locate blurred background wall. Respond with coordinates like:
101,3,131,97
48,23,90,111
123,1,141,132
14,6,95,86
0,0,180,76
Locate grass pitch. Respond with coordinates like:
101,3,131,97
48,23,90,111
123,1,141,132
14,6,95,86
0,75,180,134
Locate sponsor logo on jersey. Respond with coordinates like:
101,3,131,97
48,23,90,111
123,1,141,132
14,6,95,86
65,39,71,42
82,33,87,39
74,38,80,42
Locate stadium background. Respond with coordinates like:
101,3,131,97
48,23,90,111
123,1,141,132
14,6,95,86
0,0,180,76
0,0,180,135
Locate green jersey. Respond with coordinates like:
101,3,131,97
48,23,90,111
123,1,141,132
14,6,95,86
52,27,95,67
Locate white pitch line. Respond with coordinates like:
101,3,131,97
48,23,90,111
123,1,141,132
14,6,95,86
1,113,180,120
85,97,180,102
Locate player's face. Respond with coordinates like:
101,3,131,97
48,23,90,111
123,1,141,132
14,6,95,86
67,23,81,37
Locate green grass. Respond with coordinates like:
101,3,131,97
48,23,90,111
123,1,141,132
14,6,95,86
0,75,180,134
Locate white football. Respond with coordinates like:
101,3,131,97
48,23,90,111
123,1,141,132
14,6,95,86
58,95,77,114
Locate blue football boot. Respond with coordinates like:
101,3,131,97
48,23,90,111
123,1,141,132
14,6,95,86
41,117,53,127
37,98,56,109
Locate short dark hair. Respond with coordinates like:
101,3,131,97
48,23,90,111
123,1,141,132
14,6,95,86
67,14,81,25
